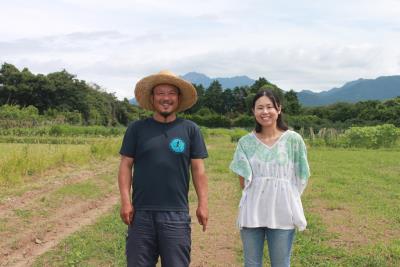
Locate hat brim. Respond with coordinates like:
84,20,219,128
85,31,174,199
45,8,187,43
135,74,197,112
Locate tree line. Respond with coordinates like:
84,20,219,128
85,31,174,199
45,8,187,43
0,63,147,126
184,78,400,129
1,63,399,129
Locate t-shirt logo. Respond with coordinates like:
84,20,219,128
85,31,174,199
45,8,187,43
169,138,185,153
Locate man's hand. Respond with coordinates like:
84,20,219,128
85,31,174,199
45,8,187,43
191,158,209,232
120,202,134,225
196,204,208,232
118,155,134,225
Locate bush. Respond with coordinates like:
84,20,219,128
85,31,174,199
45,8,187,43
199,127,209,140
232,115,254,127
0,105,39,120
286,115,325,131
49,125,63,136
184,114,231,128
0,125,126,138
230,128,249,142
44,109,83,125
343,124,399,148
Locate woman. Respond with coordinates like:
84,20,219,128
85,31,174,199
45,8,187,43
230,90,310,267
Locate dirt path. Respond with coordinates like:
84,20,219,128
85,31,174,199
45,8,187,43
0,156,242,266
189,179,241,267
7,195,119,267
308,198,400,249
0,158,120,267
0,167,102,217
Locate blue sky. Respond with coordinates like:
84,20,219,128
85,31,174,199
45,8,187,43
1,0,400,99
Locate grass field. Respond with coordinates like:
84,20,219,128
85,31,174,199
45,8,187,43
0,138,120,187
29,132,400,267
1,129,399,266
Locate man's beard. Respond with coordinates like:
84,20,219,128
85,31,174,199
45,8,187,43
159,101,174,118
160,111,172,118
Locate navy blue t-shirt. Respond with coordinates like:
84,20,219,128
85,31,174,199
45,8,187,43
119,117,208,211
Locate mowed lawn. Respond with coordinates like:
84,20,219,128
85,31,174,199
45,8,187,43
32,133,400,266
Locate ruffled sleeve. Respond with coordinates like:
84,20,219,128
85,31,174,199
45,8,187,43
293,135,310,195
230,140,252,182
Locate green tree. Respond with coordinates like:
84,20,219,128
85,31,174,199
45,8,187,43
204,80,224,113
0,63,23,105
231,86,249,114
354,100,380,122
0,63,142,126
284,90,301,115
250,77,269,93
221,89,235,114
327,102,355,122
185,84,205,114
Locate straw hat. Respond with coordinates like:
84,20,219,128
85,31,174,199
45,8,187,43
134,70,197,112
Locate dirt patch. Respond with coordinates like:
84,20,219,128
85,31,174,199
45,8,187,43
189,181,241,267
2,194,119,267
309,199,400,249
1,157,242,266
0,160,119,267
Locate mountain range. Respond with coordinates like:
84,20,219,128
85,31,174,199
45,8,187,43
130,73,400,106
297,76,400,106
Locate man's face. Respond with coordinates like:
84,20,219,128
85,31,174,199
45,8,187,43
152,84,180,116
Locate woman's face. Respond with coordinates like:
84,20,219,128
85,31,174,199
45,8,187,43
253,96,281,128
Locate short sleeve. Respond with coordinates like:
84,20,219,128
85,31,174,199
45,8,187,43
119,122,137,158
190,125,208,159
293,135,310,194
229,141,252,181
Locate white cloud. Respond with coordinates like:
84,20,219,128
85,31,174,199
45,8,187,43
1,0,399,99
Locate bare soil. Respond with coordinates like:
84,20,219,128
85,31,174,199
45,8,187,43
0,158,242,267
309,199,400,249
189,180,241,267
0,159,119,267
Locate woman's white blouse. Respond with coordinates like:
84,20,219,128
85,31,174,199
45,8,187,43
230,130,310,231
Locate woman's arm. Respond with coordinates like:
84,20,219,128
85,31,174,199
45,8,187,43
239,176,245,189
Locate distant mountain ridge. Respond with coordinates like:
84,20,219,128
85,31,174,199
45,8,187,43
181,72,255,89
129,73,400,107
129,98,137,105
297,75,400,106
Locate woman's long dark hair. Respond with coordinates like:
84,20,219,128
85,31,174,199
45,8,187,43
252,90,288,133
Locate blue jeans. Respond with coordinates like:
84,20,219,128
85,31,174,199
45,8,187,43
126,210,191,267
240,227,295,267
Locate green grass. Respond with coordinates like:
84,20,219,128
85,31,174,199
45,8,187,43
0,218,7,232
13,208,33,219
31,131,400,266
0,138,120,186
0,125,126,137
52,181,102,199
0,135,116,144
290,147,400,266
308,148,400,224
33,205,126,267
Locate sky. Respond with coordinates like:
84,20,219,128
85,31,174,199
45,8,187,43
1,0,400,99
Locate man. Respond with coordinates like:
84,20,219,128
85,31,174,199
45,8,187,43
118,70,209,267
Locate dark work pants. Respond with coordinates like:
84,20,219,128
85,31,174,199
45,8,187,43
126,210,191,267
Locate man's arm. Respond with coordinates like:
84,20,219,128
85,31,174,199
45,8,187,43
191,158,208,232
118,155,134,225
